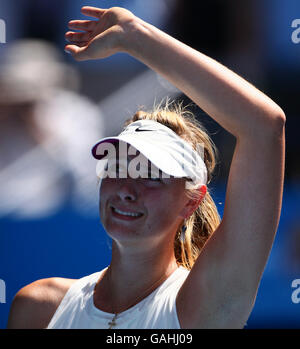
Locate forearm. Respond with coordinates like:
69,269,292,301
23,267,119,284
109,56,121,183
123,18,285,140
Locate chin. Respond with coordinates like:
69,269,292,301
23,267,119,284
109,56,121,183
103,222,141,241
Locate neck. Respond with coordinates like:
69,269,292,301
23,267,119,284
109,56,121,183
93,226,181,315
109,239,178,291
94,237,179,314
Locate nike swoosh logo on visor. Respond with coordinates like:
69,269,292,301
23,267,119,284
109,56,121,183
135,127,156,132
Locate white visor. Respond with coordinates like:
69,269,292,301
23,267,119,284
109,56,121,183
91,120,207,189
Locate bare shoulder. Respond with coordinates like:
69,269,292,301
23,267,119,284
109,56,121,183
7,277,76,329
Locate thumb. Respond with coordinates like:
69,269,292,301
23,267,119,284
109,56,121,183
64,44,90,61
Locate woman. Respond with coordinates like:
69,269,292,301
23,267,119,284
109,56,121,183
7,6,285,329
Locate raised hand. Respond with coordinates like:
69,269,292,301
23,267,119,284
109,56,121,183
65,6,136,61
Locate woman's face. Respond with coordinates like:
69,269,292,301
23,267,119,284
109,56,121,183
99,158,191,245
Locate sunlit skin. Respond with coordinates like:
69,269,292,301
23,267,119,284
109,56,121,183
101,177,187,245
99,152,205,253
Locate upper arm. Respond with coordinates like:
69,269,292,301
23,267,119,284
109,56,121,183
177,117,285,328
7,278,75,329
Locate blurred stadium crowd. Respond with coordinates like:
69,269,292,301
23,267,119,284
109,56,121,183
0,0,299,328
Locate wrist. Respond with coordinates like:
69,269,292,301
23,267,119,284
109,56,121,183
119,16,149,56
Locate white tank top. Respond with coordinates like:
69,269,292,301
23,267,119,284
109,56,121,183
47,266,189,329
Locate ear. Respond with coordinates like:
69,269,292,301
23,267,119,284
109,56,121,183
180,185,207,219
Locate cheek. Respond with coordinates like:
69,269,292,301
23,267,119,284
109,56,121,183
98,179,111,220
145,189,186,223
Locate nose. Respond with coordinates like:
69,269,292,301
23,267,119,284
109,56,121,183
117,179,138,202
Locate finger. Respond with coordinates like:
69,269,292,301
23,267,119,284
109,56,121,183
68,20,97,32
80,6,106,19
64,44,89,61
69,41,88,48
65,31,91,43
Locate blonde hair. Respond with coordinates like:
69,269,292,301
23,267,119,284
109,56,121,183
124,99,221,270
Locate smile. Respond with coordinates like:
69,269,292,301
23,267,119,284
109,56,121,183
111,206,143,218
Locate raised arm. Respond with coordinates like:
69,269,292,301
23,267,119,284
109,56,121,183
65,7,285,328
65,7,284,137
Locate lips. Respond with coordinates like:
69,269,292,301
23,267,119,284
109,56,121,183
110,206,143,220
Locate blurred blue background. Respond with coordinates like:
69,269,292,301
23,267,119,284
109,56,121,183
0,0,299,329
